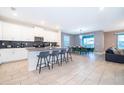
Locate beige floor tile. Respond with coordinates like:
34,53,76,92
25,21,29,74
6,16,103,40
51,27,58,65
0,53,124,85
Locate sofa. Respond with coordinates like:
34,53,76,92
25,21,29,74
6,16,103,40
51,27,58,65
105,47,124,63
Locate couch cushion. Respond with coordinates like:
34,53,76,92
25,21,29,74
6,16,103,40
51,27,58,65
111,48,120,54
118,49,124,55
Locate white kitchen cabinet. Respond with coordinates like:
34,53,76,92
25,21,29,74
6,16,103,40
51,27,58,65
0,21,2,40
44,30,58,42
34,27,58,42
2,22,34,41
0,48,28,64
1,21,59,42
20,26,34,41
2,22,21,40
33,27,44,37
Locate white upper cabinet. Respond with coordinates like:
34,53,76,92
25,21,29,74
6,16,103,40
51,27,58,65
1,21,58,42
20,26,34,41
0,21,2,40
2,22,34,41
44,30,58,42
2,22,21,40
33,27,44,37
33,26,58,42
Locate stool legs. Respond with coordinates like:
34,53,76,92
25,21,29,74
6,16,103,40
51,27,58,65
36,57,40,70
60,53,67,65
63,54,67,63
67,52,72,62
60,54,62,66
50,55,60,69
69,53,72,61
39,58,42,74
56,56,59,66
36,57,50,74
46,57,50,70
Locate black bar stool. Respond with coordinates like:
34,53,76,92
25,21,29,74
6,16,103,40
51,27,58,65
66,48,72,62
60,49,67,65
36,51,50,73
50,50,60,69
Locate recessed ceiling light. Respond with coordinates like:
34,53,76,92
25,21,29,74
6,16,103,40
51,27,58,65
99,7,104,11
13,13,18,16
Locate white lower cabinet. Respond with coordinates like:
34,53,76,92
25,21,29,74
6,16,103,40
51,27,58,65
0,48,28,64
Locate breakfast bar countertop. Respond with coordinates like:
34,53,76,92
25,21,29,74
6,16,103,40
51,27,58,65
26,47,63,52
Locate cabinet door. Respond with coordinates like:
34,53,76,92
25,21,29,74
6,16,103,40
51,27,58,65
33,27,44,37
2,22,34,41
13,48,27,60
0,48,28,63
43,30,52,42
2,22,21,41
21,26,34,41
0,21,2,40
44,30,58,42
0,49,14,63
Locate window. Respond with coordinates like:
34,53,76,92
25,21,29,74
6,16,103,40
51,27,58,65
117,34,124,49
82,35,94,48
63,35,70,48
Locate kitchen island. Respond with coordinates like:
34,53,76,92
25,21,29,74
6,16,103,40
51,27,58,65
26,47,64,71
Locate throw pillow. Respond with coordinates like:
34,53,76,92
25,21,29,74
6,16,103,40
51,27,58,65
111,48,120,54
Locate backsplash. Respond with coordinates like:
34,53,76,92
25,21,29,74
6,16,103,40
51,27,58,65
0,40,57,49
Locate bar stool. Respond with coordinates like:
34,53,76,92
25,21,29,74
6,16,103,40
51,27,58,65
60,49,67,65
50,50,60,69
66,48,72,62
36,51,50,73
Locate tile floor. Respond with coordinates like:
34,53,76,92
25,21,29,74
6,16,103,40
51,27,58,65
0,53,124,85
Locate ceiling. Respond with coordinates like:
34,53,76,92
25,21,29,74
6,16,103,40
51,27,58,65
0,7,124,34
